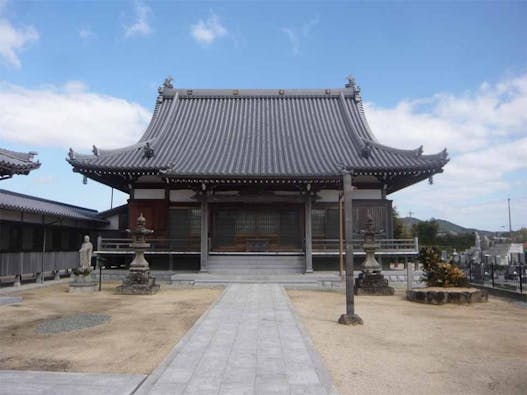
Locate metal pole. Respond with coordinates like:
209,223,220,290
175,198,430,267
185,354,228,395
338,171,362,326
519,259,523,294
508,197,512,242
491,258,494,288
41,223,46,284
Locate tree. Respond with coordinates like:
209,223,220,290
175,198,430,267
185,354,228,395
392,206,409,239
413,219,439,245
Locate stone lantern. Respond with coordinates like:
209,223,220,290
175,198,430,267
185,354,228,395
116,213,160,295
354,215,394,295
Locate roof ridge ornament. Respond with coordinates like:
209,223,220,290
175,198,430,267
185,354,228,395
158,75,174,95
68,148,75,160
143,142,154,159
345,75,356,91
92,145,99,156
361,142,372,159
345,74,362,103
163,76,174,89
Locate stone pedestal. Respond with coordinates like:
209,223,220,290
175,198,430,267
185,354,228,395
116,267,159,295
116,250,159,295
69,272,97,293
338,313,364,326
354,271,394,296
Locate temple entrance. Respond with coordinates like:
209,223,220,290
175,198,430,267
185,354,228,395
211,205,303,252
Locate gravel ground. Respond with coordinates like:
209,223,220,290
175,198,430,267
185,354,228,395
35,313,111,334
0,283,222,374
288,289,527,395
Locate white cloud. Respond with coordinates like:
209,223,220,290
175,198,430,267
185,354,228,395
191,13,227,45
0,81,151,150
79,27,95,40
124,2,152,38
364,72,527,230
281,17,318,56
0,18,39,68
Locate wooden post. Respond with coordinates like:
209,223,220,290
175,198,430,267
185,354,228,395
338,171,363,325
200,196,208,272
305,194,313,273
406,256,413,290
338,192,344,278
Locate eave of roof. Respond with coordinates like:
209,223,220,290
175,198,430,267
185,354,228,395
0,189,107,223
67,77,449,192
0,148,40,178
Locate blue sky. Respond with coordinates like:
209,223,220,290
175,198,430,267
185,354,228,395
1,0,526,231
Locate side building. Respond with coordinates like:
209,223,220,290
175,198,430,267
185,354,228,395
67,77,448,273
0,148,123,285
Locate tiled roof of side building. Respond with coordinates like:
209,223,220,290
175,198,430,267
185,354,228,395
67,77,449,192
0,148,41,179
0,189,107,223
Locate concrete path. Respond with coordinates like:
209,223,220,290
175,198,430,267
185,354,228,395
0,370,146,395
137,284,337,395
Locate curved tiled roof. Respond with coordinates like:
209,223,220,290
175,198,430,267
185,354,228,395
0,148,40,179
68,79,448,193
0,189,106,223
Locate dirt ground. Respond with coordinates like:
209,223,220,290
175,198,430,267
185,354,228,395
0,283,222,374
288,289,527,395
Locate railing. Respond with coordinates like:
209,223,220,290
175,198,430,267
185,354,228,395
465,262,525,294
0,251,78,277
312,238,418,254
97,238,200,253
97,237,418,255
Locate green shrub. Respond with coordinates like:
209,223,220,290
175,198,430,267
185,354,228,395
419,246,468,287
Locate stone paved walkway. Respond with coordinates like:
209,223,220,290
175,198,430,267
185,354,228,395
137,284,337,395
0,370,146,395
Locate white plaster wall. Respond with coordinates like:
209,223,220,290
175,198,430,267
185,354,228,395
353,189,382,199
134,189,165,199
169,190,195,202
317,190,340,202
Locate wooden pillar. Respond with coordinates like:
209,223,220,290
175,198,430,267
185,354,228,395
305,194,313,273
338,193,344,278
338,171,363,325
200,197,208,272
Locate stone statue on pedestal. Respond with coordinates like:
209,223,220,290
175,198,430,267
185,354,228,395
79,235,93,270
69,235,97,293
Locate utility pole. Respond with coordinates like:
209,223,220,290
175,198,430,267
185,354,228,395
508,197,513,242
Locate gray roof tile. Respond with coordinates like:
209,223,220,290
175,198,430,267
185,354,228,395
0,148,40,178
0,189,106,223
68,82,449,192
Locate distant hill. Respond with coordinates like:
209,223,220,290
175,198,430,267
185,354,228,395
400,217,494,236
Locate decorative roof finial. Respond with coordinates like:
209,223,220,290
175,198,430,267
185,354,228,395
92,145,99,156
68,148,75,160
345,75,356,90
163,76,174,89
